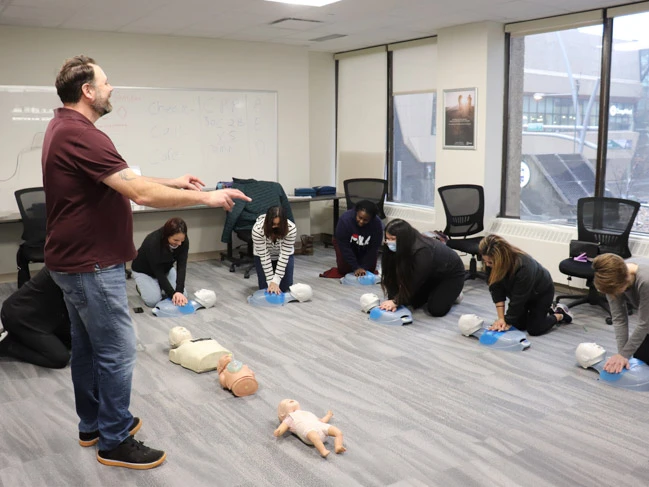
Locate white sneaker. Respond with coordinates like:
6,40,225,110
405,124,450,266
455,292,464,305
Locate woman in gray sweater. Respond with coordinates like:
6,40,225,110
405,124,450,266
593,254,649,373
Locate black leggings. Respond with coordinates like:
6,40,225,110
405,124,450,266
0,311,70,369
513,284,559,337
411,274,465,317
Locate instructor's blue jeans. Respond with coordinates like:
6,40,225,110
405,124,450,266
50,263,136,451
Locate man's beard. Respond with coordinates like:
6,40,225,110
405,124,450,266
92,97,112,117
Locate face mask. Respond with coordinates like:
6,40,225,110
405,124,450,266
169,244,180,250
386,241,397,252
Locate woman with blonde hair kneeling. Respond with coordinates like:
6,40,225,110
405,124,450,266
478,234,571,336
593,253,649,373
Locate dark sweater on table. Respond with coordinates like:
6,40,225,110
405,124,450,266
131,227,189,297
488,253,553,326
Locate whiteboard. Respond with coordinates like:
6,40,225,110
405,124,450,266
0,85,277,219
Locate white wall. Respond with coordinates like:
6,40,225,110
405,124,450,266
434,21,504,227
307,51,336,237
0,25,336,277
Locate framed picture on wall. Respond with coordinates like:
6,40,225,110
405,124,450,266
443,88,476,150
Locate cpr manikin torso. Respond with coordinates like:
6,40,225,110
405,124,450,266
248,283,313,307
340,272,379,286
359,293,413,325
576,342,649,391
458,314,531,351
168,326,231,373
217,354,258,397
154,289,217,317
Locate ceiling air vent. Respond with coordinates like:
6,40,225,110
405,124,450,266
310,33,346,42
269,18,323,30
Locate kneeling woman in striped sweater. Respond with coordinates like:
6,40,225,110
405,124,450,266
252,206,297,294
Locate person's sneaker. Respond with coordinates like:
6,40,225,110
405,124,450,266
97,436,166,470
554,303,573,324
454,292,464,305
79,417,142,447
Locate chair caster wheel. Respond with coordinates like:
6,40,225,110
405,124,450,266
606,317,612,325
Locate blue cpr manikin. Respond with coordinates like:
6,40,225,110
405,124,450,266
470,327,531,351
368,306,413,326
247,289,291,307
340,272,379,286
588,358,649,391
152,299,202,317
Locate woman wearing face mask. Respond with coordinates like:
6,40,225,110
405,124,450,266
252,206,297,294
380,219,465,317
478,234,571,336
131,217,189,307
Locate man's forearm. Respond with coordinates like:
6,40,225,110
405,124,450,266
135,180,207,208
140,175,179,189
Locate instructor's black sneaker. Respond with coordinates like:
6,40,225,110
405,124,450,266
79,417,142,447
97,436,166,470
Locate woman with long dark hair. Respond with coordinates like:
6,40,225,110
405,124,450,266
252,206,297,294
478,234,571,336
131,217,189,307
380,218,465,317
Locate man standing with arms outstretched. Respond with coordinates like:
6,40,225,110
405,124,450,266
42,55,250,470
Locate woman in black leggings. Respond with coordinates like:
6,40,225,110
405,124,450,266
0,267,70,368
478,234,571,336
380,219,465,317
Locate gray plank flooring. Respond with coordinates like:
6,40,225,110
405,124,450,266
0,244,647,487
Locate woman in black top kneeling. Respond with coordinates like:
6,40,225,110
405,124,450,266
380,219,465,317
479,234,571,336
131,217,189,307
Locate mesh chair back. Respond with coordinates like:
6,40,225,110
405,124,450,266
578,197,640,259
343,178,387,219
14,187,47,245
438,184,484,237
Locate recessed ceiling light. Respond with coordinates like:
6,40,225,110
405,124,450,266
265,0,342,6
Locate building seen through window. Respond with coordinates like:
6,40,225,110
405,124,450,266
506,13,649,232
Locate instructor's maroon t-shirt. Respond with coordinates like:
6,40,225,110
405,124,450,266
41,108,136,272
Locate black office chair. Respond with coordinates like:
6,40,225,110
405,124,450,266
556,197,640,324
220,178,294,278
15,187,47,288
343,178,388,219
438,184,486,280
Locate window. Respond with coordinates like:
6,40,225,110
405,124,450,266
606,11,649,232
391,92,436,206
505,27,603,223
390,40,438,208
